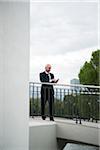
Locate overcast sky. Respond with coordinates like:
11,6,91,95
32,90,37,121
30,1,98,84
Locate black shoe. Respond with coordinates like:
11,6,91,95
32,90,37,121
50,117,54,121
42,116,46,120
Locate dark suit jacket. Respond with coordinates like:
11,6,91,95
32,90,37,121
40,71,54,101
40,71,54,83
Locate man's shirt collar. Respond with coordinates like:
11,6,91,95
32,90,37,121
45,71,50,74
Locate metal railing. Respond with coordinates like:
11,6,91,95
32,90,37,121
29,82,100,124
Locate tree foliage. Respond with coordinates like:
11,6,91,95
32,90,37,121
63,94,99,120
78,49,100,86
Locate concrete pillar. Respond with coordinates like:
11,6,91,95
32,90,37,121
0,2,29,150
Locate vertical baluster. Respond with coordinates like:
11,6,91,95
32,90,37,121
75,88,79,124
39,86,41,115
55,88,58,116
96,93,99,122
32,83,34,117
68,89,70,119
79,88,82,124
71,89,73,119
94,92,97,123
36,86,39,116
88,92,91,122
29,83,31,117
63,88,65,117
91,91,94,122
60,88,62,116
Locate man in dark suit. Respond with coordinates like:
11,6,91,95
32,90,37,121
40,64,59,121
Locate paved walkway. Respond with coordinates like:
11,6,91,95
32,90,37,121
29,116,100,129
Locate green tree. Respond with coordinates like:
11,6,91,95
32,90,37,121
78,49,100,86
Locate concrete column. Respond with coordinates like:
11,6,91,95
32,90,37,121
0,2,29,150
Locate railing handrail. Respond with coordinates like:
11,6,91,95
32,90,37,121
29,81,100,89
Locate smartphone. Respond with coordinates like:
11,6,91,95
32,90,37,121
55,79,59,83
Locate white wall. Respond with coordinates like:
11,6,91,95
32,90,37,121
29,122,57,150
57,122,99,146
0,2,29,150
0,3,4,149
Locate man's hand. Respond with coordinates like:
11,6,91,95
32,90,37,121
55,79,59,83
51,79,59,83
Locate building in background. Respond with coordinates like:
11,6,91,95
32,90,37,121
70,78,80,85
70,78,80,92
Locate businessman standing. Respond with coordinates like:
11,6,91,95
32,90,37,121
40,64,59,121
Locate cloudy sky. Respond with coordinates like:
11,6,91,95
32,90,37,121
30,1,98,84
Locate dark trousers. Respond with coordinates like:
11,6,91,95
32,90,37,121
41,86,54,118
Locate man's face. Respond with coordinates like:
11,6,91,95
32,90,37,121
45,64,51,73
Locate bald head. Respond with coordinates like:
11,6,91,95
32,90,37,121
45,64,51,73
